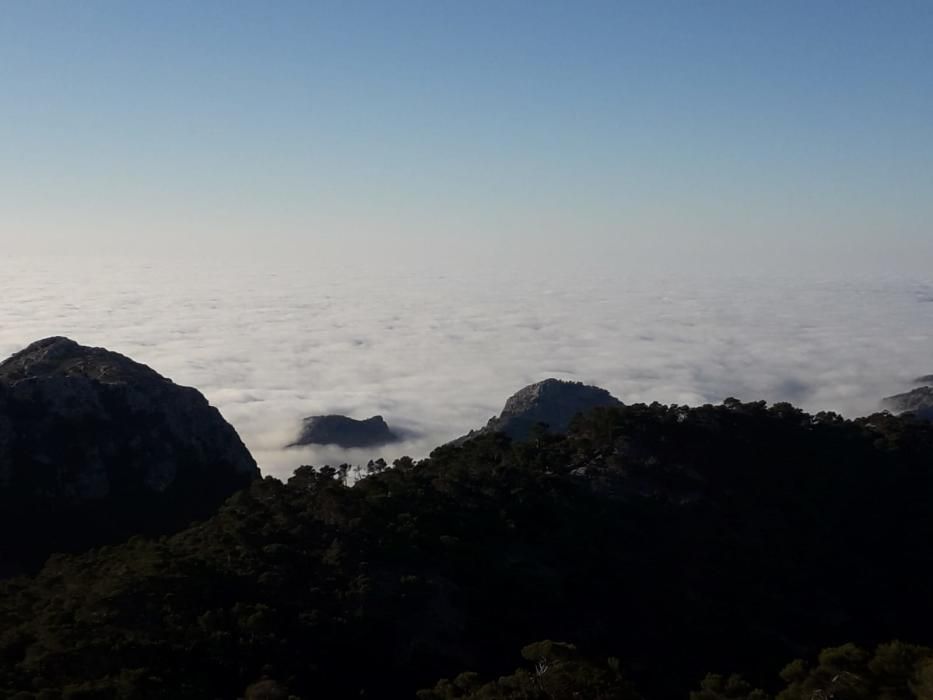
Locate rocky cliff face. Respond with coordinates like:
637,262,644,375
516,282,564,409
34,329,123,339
0,337,259,575
453,378,623,444
882,385,933,421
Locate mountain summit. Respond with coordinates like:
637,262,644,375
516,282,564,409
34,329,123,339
882,385,933,421
0,337,259,575
453,378,623,444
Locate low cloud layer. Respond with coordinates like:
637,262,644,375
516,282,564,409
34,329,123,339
1,257,931,480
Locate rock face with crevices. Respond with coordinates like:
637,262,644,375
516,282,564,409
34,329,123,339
453,378,623,444
882,385,933,422
288,414,400,448
0,337,259,575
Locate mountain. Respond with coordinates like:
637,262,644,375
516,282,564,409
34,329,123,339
287,414,400,448
452,378,622,444
0,337,259,575
882,385,933,421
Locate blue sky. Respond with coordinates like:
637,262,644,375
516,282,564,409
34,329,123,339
1,1,931,272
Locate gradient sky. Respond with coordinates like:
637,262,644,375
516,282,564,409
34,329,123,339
1,1,931,272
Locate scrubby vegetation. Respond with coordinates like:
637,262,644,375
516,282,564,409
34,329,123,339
2,401,933,698
422,639,933,700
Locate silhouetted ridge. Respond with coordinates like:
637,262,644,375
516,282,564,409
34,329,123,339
452,377,622,444
882,385,933,421
0,336,259,576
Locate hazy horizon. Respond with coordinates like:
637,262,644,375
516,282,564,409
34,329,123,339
2,3,931,478
2,256,930,479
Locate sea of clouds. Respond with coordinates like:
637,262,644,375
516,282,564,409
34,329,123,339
1,256,931,480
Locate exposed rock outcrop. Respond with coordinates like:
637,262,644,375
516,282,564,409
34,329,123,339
453,378,623,444
288,414,400,449
882,385,933,421
0,337,259,575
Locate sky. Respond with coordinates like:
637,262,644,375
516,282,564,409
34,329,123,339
1,4,932,477
1,1,931,273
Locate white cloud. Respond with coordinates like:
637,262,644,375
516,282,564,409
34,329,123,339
1,256,931,480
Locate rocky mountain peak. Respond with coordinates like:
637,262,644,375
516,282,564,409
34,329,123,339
453,378,623,444
882,385,933,421
0,336,170,387
0,337,260,575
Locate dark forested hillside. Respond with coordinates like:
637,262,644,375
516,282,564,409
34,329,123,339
2,401,933,699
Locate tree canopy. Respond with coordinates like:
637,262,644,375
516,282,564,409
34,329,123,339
2,401,933,698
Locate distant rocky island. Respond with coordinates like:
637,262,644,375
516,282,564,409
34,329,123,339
288,413,401,448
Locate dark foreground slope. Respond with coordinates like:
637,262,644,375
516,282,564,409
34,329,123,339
0,337,259,576
2,401,933,698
